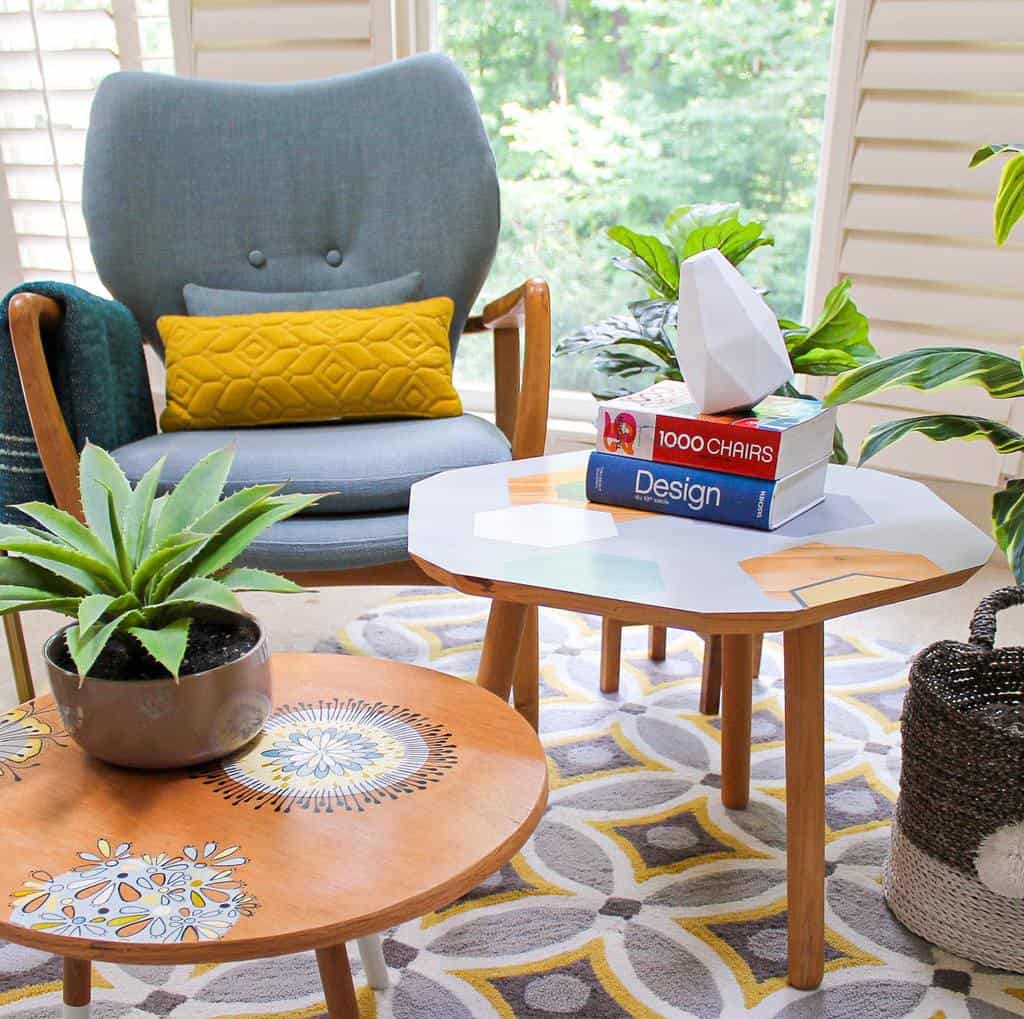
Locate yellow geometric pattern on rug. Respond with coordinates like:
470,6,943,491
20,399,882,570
545,721,671,790
419,853,573,929
678,897,881,1009
765,762,897,842
451,937,665,1019
591,795,772,882
159,297,460,431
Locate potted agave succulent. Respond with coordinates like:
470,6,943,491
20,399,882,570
0,443,317,769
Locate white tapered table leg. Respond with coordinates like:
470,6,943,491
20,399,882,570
356,934,389,990
63,957,90,1017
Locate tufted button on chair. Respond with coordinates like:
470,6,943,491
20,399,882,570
6,54,551,716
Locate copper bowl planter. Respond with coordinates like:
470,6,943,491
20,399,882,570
44,618,273,770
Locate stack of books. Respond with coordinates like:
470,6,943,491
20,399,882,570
586,381,836,530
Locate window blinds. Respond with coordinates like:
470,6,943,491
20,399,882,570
804,0,1024,485
0,0,174,293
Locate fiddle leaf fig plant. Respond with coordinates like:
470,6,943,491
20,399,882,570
0,444,316,678
824,144,1024,581
554,201,877,462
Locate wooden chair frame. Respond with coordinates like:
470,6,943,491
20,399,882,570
3,279,552,703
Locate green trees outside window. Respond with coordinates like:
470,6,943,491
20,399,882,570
440,0,835,392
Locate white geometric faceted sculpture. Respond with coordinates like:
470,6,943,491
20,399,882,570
676,248,794,413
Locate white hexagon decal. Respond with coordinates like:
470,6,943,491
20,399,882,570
473,504,618,548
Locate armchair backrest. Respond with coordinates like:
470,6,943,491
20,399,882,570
83,54,499,356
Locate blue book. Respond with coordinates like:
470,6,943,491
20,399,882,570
585,451,828,530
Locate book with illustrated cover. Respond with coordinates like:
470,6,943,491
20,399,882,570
585,450,828,530
596,380,836,480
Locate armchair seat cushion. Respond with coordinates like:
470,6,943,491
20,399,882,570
237,511,409,572
112,414,510,515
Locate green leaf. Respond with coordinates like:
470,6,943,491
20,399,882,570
12,502,114,565
858,414,1024,465
0,596,79,616
824,347,1024,407
787,280,876,365
189,483,283,536
790,347,863,376
994,152,1024,245
629,300,677,345
0,528,121,592
218,567,303,593
78,593,115,634
0,556,87,596
64,616,126,677
158,576,244,615
831,425,849,465
153,447,235,546
664,202,740,253
555,315,652,357
970,143,1024,168
127,618,192,678
126,457,165,565
993,480,1024,583
78,443,132,553
605,336,677,366
607,226,679,297
131,534,207,598
186,494,319,580
104,487,133,585
682,219,774,267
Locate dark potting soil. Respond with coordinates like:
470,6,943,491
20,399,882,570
52,617,261,680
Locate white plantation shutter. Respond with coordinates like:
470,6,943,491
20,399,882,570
173,0,426,83
0,0,175,293
805,0,1024,485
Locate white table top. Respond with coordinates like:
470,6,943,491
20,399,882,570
408,452,993,628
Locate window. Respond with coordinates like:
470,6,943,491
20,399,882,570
440,0,835,397
0,0,175,293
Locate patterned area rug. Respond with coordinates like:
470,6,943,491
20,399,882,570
4,587,1024,1018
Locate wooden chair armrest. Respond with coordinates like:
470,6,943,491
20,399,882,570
7,292,83,519
465,280,551,459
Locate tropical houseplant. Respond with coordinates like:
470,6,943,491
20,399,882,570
553,201,878,461
0,443,318,767
824,145,1024,580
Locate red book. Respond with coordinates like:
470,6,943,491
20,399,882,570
596,381,836,481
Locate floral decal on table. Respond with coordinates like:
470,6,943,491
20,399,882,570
0,703,65,781
9,838,257,944
198,697,458,812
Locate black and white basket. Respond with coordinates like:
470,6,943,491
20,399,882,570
884,587,1024,970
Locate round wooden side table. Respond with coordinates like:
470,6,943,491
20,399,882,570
408,451,994,991
0,654,548,1017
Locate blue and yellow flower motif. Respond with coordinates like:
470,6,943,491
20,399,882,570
261,726,384,780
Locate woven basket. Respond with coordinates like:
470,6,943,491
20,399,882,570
884,587,1024,971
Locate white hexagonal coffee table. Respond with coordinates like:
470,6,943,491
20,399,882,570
409,451,993,991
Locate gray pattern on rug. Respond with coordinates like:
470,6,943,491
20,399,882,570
3,588,1024,1017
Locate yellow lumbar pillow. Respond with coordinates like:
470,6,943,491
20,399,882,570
158,297,462,432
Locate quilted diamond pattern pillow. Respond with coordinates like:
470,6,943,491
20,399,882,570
158,297,462,431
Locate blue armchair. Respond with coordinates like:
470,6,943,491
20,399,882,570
5,54,551,705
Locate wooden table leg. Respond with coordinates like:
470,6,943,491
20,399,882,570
699,634,722,715
600,618,623,694
783,622,826,990
63,957,91,1018
5,611,34,702
513,606,540,730
648,624,667,662
317,943,360,1018
751,633,764,679
720,633,754,809
478,600,528,703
